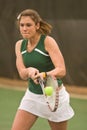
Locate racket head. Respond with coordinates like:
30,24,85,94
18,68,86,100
39,75,59,112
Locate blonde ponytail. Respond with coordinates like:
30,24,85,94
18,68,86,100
38,20,52,35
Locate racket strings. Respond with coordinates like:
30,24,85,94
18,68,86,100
46,87,59,112
38,76,59,112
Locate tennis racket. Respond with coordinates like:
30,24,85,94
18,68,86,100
38,75,59,112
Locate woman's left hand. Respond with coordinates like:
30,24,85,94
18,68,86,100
33,72,46,84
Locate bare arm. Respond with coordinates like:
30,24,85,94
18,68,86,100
45,36,66,78
15,40,39,80
15,40,28,80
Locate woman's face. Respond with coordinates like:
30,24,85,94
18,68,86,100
19,16,40,39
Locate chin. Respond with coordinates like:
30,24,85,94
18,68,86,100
23,36,29,39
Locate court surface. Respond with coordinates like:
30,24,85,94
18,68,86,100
0,78,87,130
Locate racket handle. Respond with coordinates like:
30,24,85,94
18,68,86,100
43,72,47,78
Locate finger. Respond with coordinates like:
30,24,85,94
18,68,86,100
33,79,39,84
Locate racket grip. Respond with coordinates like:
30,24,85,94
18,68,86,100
43,72,47,78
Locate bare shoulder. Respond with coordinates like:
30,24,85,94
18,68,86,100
44,35,59,51
15,39,23,49
45,35,56,43
15,39,23,55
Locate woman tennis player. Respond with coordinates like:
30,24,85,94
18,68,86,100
11,9,74,130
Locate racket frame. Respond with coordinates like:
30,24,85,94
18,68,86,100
38,76,59,112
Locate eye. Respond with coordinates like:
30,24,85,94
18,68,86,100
19,23,33,27
26,23,32,27
20,23,24,27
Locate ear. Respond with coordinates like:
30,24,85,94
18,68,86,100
36,22,40,30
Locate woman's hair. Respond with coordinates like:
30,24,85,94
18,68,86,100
17,9,52,35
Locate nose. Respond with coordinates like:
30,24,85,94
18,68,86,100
23,25,27,31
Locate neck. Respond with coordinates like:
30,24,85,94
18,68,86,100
28,33,41,45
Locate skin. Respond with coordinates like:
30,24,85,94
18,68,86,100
11,16,67,130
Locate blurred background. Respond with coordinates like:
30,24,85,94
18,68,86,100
0,1,87,130
0,0,87,86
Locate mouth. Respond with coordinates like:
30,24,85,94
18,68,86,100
22,33,30,38
22,33,29,34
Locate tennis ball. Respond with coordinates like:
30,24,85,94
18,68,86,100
44,86,53,96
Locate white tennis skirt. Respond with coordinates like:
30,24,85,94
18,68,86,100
18,85,74,122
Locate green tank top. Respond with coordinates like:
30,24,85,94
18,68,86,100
21,35,62,94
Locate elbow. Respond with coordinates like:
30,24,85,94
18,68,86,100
62,69,66,77
61,67,66,77
57,66,66,78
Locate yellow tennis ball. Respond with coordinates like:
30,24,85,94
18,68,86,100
44,86,53,96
